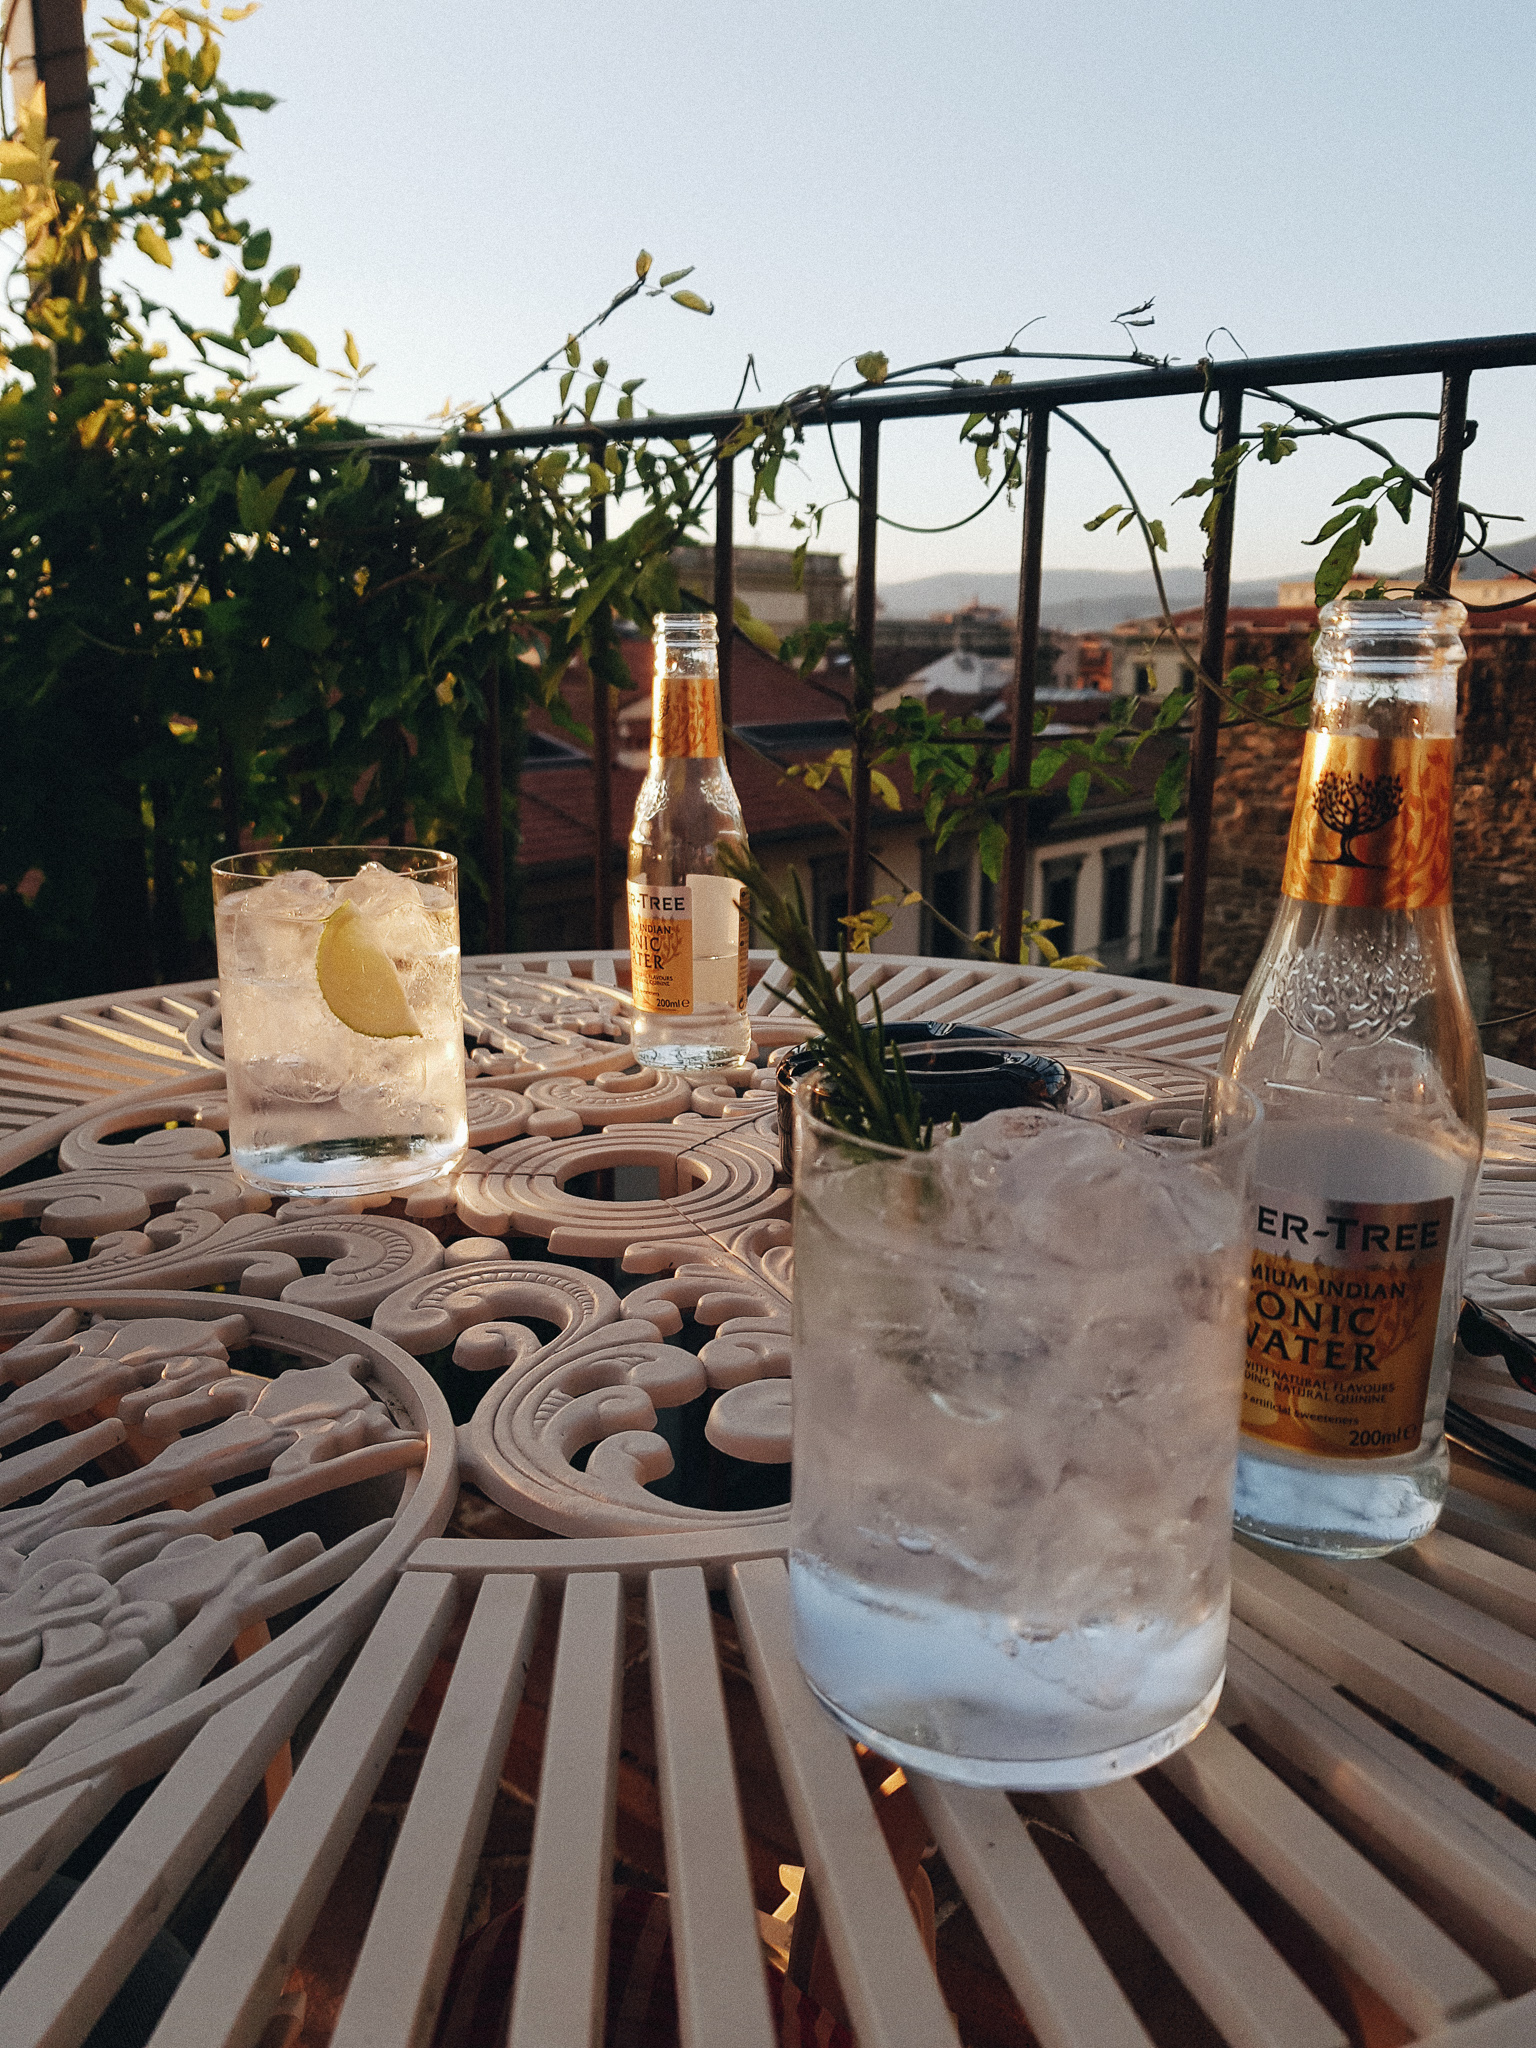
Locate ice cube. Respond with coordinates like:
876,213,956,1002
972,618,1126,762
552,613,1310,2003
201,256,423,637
242,1055,339,1105
336,863,439,962
256,868,332,912
946,1108,1241,1272
220,872,335,980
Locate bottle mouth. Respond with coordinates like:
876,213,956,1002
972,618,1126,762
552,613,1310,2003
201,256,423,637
654,610,718,646
1315,594,1467,677
1317,594,1467,628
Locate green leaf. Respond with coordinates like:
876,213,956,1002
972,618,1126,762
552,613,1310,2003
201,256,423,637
582,380,601,420
277,328,318,365
264,263,300,305
565,334,581,367
1332,473,1383,505
977,818,1007,882
569,560,627,636
1313,523,1364,605
1304,507,1359,547
1066,768,1091,813
242,228,272,270
1084,504,1126,532
134,222,173,269
558,368,574,404
733,599,781,658
234,465,294,536
1154,753,1188,820
1386,478,1414,521
670,290,714,314
870,768,901,812
1147,519,1168,553
854,350,889,385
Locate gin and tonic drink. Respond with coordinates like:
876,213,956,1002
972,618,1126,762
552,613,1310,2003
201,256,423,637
789,1057,1259,1788
212,847,468,1197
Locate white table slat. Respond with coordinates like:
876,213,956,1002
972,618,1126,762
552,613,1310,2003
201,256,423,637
329,1573,543,2048
1398,1528,1536,1638
909,1778,1155,2048
1231,1545,1536,1810
1224,1625,1536,1977
0,1774,119,1934
5,1658,319,2048
729,1556,961,2048
507,1571,625,2048
648,1566,776,2048
408,1527,792,1589
1273,1551,1536,1715
1412,1989,1536,2047
1160,1717,1498,2034
146,1570,459,2048
1437,1489,1536,1589
1055,1778,1347,2048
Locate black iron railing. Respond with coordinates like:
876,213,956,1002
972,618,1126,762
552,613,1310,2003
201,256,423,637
338,331,1536,982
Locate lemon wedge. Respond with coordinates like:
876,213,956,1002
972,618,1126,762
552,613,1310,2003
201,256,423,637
315,899,423,1037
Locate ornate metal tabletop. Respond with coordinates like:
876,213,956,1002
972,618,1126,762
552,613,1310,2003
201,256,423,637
3,953,1536,2048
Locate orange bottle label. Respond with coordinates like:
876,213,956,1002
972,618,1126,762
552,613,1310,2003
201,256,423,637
627,883,694,1014
1239,1184,1453,1460
653,677,722,759
1281,734,1453,909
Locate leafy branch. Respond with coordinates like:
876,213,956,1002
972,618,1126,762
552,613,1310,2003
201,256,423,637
716,849,932,1151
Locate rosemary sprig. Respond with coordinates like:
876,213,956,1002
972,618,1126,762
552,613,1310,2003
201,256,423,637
719,849,932,1151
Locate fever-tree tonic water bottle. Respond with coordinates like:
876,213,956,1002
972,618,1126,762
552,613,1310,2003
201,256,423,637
1222,597,1486,1558
626,612,752,1070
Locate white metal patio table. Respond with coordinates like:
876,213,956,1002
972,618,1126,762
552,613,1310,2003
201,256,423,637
2,951,1536,2048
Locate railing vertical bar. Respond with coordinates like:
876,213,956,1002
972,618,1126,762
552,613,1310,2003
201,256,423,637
714,454,736,767
589,456,614,949
848,419,880,920
1173,384,1244,988
481,658,505,950
473,448,506,951
1000,406,1050,963
1423,370,1471,593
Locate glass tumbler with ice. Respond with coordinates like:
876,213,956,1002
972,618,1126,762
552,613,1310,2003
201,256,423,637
212,846,468,1197
789,1056,1260,1789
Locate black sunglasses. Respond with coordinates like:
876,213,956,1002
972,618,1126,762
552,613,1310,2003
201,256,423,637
1445,1297,1536,1488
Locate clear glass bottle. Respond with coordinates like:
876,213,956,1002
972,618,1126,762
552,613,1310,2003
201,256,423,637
626,612,752,1070
1221,597,1485,1558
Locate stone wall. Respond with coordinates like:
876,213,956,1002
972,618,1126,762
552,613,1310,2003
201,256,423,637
1193,625,1536,1068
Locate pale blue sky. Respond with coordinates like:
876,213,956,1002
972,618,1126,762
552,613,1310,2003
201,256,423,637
97,0,1536,588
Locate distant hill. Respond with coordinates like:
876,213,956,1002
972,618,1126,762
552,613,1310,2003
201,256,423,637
879,567,1300,632
879,533,1536,632
1440,532,1536,579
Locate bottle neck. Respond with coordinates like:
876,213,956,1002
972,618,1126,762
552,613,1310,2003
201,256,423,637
650,670,724,762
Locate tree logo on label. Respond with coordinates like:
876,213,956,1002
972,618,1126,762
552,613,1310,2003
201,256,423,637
1310,769,1404,868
